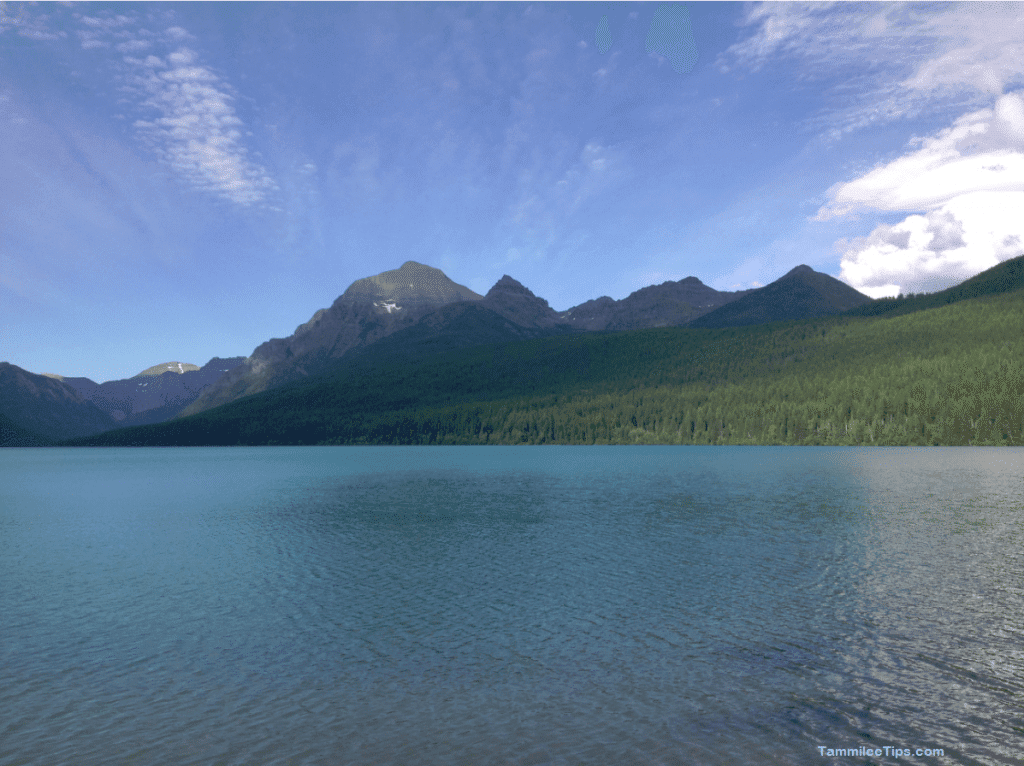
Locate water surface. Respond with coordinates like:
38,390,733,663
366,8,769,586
2,446,1022,765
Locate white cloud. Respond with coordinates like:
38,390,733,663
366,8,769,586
116,39,150,54
127,51,277,206
721,4,1024,134
818,93,1024,218
819,90,1024,297
124,45,277,206
900,5,1024,96
550,140,620,215
834,192,1024,298
1,5,67,41
2,8,278,207
730,5,1024,297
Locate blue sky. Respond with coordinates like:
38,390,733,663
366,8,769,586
3,2,1024,383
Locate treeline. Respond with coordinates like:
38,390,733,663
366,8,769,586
65,289,1024,447
329,350,1022,446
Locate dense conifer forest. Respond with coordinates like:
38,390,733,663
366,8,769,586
65,285,1024,447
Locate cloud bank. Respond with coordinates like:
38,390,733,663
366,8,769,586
724,3,1024,297
822,93,1024,297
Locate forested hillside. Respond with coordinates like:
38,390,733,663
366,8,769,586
64,286,1024,447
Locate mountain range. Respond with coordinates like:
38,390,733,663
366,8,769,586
11,255,1020,446
177,260,849,419
0,357,245,445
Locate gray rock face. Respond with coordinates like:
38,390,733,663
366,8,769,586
480,275,570,330
340,261,483,306
136,362,201,377
52,357,246,426
180,263,484,417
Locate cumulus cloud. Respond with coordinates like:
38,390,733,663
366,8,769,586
818,93,1024,218
925,210,965,252
731,4,1024,297
833,192,1024,298
831,190,1024,296
818,91,1024,296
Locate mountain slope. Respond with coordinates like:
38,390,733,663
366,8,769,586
43,357,245,426
340,276,572,368
0,412,53,447
342,259,483,305
136,362,201,376
179,262,495,417
689,265,871,328
479,275,570,330
0,363,118,442
60,283,1024,447
844,253,1024,318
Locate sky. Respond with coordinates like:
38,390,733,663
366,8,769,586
3,2,1024,383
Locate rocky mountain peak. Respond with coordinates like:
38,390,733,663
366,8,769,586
485,275,532,296
340,261,482,306
481,275,568,330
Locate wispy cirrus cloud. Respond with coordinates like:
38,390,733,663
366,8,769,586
3,6,278,208
720,3,1024,136
125,46,277,207
0,1,66,41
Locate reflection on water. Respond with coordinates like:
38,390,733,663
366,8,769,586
1,446,1023,765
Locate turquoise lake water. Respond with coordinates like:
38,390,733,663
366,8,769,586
2,446,1022,765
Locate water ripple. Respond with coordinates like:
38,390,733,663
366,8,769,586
2,446,1023,765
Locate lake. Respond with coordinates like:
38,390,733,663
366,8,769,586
2,446,1022,765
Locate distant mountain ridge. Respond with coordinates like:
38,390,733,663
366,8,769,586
137,362,201,376
26,255,1024,447
10,357,246,434
561,276,756,331
109,261,878,420
689,265,873,328
61,253,1024,448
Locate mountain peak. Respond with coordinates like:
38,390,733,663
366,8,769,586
690,265,871,329
782,265,815,278
136,362,200,377
341,262,483,305
482,275,568,330
486,275,530,295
